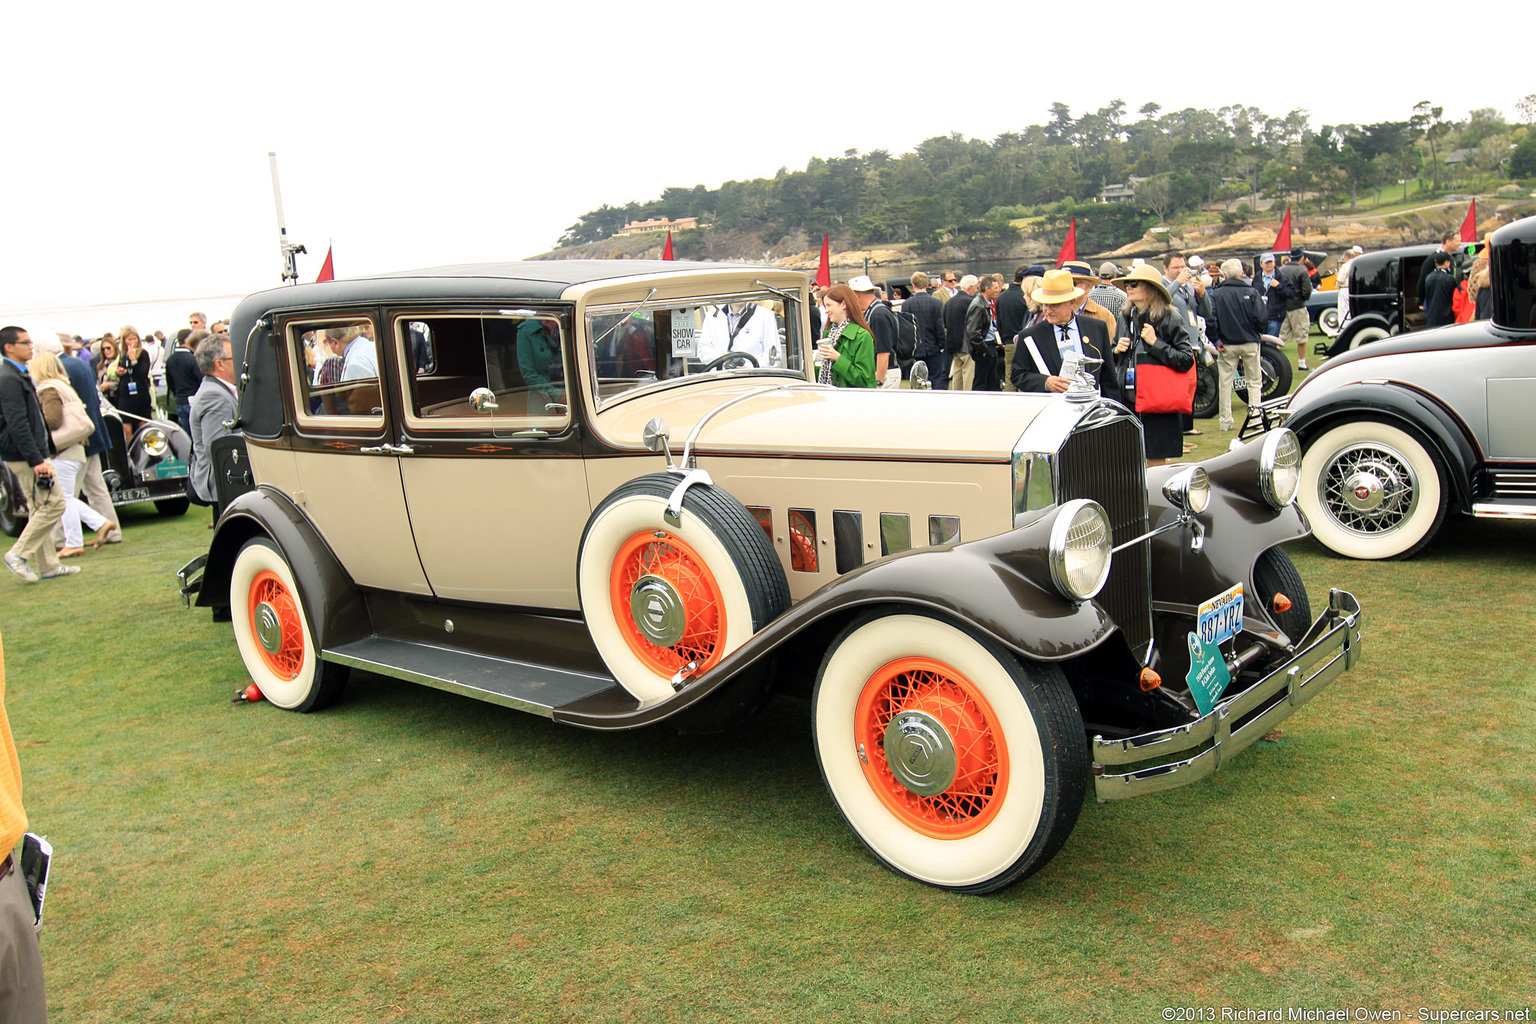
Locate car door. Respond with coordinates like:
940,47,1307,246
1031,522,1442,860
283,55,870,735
281,313,431,595
391,309,590,609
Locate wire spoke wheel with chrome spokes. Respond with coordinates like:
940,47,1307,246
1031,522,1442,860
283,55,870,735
813,611,1087,893
1298,420,1447,560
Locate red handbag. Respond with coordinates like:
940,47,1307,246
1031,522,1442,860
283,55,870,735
1133,361,1196,414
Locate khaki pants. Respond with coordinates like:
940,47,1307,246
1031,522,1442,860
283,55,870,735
950,352,976,392
0,856,46,1022
1279,308,1309,351
5,462,66,576
1217,342,1261,430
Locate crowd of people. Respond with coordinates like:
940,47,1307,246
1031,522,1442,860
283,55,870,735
1,310,233,585
811,248,1402,463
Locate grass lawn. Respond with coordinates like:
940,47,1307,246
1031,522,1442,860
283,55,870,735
1,437,1532,1022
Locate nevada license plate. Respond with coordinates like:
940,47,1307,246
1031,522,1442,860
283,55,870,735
1197,583,1244,646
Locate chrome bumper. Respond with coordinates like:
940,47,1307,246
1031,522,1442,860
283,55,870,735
176,553,207,608
1091,588,1363,801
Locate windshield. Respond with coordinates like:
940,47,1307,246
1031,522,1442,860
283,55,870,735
586,290,806,406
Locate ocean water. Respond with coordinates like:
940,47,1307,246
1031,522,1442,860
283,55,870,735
0,293,250,343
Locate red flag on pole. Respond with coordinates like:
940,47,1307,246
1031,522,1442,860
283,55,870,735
1459,200,1478,243
1055,218,1077,266
315,244,334,283
1271,206,1292,254
815,234,831,288
662,231,674,260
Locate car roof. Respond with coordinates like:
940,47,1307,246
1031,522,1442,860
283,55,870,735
234,259,786,315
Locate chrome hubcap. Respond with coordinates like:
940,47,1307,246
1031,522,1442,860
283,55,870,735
255,602,284,654
883,710,958,797
629,574,686,647
1321,444,1418,534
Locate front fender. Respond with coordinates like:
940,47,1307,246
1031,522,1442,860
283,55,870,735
554,507,1115,730
1285,382,1478,512
197,485,371,651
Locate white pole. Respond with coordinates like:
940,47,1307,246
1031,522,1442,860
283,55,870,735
268,151,304,283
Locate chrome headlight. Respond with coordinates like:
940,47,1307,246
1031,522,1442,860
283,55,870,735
1259,429,1301,508
1162,466,1211,515
1048,499,1112,601
140,427,169,458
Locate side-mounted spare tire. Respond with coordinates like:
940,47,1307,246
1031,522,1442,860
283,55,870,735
578,473,790,704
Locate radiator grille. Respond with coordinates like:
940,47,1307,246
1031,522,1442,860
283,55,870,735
1057,415,1152,655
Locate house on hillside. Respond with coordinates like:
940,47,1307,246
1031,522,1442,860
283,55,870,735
616,216,700,236
1098,177,1148,203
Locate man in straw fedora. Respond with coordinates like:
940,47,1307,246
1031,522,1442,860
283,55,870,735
1011,269,1121,399
1059,261,1118,340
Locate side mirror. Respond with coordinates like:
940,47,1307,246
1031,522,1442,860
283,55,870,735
643,417,675,471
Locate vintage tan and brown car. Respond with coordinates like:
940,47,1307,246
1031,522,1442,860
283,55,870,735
180,260,1363,893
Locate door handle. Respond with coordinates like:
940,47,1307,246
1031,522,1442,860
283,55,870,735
359,443,415,454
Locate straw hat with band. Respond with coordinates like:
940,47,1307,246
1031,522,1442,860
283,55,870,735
1059,260,1098,284
1030,269,1084,305
1116,264,1172,304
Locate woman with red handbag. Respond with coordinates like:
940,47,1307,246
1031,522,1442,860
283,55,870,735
1114,265,1196,466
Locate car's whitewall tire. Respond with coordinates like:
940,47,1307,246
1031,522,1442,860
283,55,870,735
1298,421,1447,560
812,612,1086,893
229,538,348,711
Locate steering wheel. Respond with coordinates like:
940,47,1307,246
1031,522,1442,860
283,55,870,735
700,351,759,372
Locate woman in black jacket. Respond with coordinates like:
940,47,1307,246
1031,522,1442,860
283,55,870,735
110,325,154,441
1114,265,1196,465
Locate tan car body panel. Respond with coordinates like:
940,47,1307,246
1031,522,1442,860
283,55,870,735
592,383,1050,462
289,449,432,595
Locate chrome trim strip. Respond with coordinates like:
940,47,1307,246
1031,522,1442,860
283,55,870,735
680,383,823,468
1472,503,1536,519
1091,588,1363,801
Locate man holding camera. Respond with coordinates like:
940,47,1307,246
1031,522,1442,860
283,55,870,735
0,327,75,584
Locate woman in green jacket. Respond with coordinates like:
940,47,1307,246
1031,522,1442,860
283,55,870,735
817,283,877,388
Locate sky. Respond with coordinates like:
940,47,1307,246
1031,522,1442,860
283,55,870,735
4,0,1533,318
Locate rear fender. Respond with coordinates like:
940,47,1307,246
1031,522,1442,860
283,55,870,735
1285,383,1478,512
198,485,371,650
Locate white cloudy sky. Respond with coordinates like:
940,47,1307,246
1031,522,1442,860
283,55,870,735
4,0,1532,312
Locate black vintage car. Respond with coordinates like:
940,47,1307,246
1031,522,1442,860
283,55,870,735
0,401,193,536
1324,244,1471,357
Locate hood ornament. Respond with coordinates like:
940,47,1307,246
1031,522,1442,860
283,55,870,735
1059,353,1102,403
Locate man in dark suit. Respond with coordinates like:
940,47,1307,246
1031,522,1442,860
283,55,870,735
189,334,240,515
1011,270,1120,399
941,274,978,390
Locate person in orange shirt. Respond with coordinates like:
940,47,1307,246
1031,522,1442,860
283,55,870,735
0,629,46,1021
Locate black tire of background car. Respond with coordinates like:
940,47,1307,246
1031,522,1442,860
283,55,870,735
1252,547,1311,642
1297,419,1449,561
0,466,23,538
228,537,349,712
154,497,190,517
1192,349,1292,419
576,474,790,704
812,610,1088,894
1342,324,1390,352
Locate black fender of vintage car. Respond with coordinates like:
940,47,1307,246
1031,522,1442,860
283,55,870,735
1283,381,1479,514
1327,313,1395,358
555,504,1118,730
195,484,372,651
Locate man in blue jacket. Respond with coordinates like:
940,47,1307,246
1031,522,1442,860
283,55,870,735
1208,260,1269,430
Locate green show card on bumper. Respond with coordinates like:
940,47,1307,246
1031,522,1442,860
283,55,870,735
1185,631,1231,716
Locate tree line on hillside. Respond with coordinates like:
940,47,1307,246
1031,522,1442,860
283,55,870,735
559,97,1536,257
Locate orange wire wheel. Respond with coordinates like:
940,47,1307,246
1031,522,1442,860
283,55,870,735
854,657,1010,839
247,569,304,681
609,530,728,676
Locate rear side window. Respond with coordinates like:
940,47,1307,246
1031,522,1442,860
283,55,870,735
397,312,571,433
1352,256,1396,296
288,317,384,429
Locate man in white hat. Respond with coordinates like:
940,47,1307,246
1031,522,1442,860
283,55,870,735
1011,269,1119,398
847,275,899,388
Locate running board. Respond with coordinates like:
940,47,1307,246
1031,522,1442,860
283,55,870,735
1472,503,1536,519
322,637,619,717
